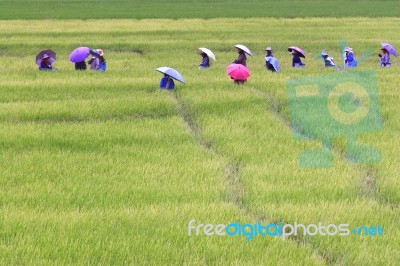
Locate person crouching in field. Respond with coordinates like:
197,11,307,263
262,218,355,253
265,47,280,72
233,47,247,66
96,49,107,72
291,51,305,68
344,47,358,68
379,48,391,67
39,54,56,71
159,74,175,90
198,52,210,69
321,50,341,70
89,49,107,72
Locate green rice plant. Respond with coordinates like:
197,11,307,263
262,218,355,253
0,18,399,265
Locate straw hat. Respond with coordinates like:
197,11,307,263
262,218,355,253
97,49,104,56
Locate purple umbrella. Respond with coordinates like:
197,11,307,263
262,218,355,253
381,42,398,57
288,46,305,58
69,47,91,63
36,49,56,66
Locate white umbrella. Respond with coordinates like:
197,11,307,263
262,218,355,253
234,44,252,56
198,47,216,61
156,67,185,84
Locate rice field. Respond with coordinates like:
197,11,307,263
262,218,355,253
0,17,399,265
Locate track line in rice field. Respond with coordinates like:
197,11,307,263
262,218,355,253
246,84,398,264
171,91,333,265
171,92,252,217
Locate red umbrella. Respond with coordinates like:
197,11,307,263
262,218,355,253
288,46,305,58
226,64,250,80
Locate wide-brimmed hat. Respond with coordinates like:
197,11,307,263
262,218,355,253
265,47,272,51
344,47,353,52
321,50,328,56
42,54,50,59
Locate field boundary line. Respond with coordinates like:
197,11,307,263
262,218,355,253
171,91,332,265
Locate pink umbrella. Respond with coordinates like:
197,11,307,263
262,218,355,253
226,64,250,80
288,46,305,58
69,47,91,63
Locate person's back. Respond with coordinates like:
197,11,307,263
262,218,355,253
233,51,247,66
265,48,276,71
199,53,210,69
265,56,280,72
322,55,336,67
292,53,304,67
75,60,87,70
159,76,175,90
265,55,274,71
380,52,390,67
266,61,274,71
345,52,358,67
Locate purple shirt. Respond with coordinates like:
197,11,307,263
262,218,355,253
380,53,390,66
199,55,210,68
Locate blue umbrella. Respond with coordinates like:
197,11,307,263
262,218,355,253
265,56,280,72
381,42,398,57
156,67,185,83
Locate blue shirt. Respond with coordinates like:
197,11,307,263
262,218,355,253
199,55,210,68
97,56,106,72
292,54,304,67
159,77,175,90
345,52,358,67
98,62,107,71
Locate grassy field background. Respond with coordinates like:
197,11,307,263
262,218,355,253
0,0,400,19
0,12,400,266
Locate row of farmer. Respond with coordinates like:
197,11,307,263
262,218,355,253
37,47,106,71
37,43,396,74
226,43,397,73
160,42,398,90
